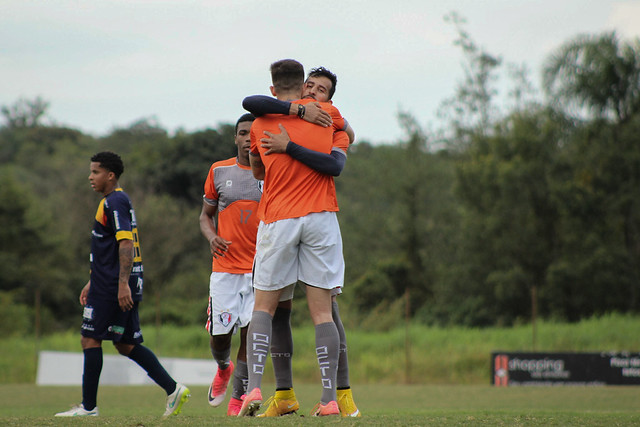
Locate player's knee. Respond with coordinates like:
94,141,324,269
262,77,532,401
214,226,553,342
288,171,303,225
114,342,134,356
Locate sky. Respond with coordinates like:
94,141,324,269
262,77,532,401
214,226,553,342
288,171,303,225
2,0,640,144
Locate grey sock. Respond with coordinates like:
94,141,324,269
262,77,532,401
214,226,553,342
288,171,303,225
315,321,339,404
271,307,293,389
246,310,272,392
332,300,350,388
231,360,248,399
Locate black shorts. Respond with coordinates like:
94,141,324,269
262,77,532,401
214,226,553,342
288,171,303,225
81,297,144,345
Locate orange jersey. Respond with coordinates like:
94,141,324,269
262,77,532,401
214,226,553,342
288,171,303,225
250,99,349,224
203,157,262,273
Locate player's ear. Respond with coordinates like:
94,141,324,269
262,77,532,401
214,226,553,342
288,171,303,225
269,86,276,97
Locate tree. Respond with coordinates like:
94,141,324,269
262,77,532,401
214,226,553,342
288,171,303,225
543,32,640,124
439,12,502,148
1,97,50,128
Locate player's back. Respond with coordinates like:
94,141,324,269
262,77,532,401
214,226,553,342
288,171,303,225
251,109,338,224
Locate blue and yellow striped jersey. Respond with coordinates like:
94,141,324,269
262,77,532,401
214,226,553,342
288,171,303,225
89,188,143,302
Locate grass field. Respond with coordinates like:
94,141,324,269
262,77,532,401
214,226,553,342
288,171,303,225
2,314,640,425
1,383,639,426
4,313,640,384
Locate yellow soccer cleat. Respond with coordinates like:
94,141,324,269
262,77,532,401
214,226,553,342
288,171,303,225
256,388,300,417
337,388,361,417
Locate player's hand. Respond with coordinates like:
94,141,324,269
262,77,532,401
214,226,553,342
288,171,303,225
302,102,332,127
210,235,231,259
261,124,290,155
79,281,90,305
118,284,134,312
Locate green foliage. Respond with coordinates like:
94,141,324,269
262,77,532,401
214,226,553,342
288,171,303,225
544,31,640,123
3,27,640,330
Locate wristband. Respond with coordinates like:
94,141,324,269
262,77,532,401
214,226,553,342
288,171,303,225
297,104,305,119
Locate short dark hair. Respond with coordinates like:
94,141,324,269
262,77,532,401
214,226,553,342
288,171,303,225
235,113,255,134
270,59,304,93
308,66,338,100
91,151,124,178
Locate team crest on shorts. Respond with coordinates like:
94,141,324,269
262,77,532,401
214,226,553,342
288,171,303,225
219,311,232,327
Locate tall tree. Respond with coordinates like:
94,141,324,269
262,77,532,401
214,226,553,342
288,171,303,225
439,12,502,149
543,32,640,124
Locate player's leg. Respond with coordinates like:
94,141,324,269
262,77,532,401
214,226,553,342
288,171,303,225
56,298,110,417
299,211,344,416
332,295,361,417
113,302,189,417
207,271,250,408
240,218,299,416
227,272,254,415
271,299,293,390
306,284,340,411
258,297,301,417
227,326,248,416
239,288,284,416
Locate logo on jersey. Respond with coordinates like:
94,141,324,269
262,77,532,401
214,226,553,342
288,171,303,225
226,180,233,187
219,311,232,327
257,180,264,193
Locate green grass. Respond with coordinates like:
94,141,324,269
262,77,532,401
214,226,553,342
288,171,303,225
3,312,639,384
2,314,640,425
1,383,639,426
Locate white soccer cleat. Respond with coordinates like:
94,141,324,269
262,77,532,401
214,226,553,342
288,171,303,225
163,383,190,417
55,404,99,417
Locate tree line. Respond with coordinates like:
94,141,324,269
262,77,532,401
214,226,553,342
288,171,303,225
1,28,639,336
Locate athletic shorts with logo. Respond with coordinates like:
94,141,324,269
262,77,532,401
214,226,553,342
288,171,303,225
81,297,144,344
205,272,254,336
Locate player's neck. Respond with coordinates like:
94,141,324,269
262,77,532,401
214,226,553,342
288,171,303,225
102,181,119,197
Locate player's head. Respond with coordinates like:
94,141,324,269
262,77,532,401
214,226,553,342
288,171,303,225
91,151,124,178
235,113,255,135
270,59,304,95
303,66,337,101
235,113,254,162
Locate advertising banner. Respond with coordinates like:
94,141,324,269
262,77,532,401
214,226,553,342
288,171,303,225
492,352,640,386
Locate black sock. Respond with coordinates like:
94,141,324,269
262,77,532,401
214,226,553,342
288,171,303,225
127,345,176,395
81,347,103,411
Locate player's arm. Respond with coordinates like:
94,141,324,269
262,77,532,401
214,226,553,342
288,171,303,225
261,124,347,176
199,200,230,258
243,95,332,127
79,280,90,305
345,122,355,144
250,151,265,180
117,239,134,312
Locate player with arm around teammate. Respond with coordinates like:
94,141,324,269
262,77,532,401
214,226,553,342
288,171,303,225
55,152,190,418
243,66,360,417
199,113,261,416
239,59,348,417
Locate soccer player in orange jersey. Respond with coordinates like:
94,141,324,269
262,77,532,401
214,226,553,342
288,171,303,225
199,113,262,416
243,66,360,417
238,59,348,417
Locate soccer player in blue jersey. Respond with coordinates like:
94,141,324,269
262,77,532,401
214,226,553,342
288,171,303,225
55,151,190,418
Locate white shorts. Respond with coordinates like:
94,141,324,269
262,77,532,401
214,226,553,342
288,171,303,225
253,211,345,292
205,272,255,336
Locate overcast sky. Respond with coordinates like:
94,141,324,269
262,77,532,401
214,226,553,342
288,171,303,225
2,1,639,144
